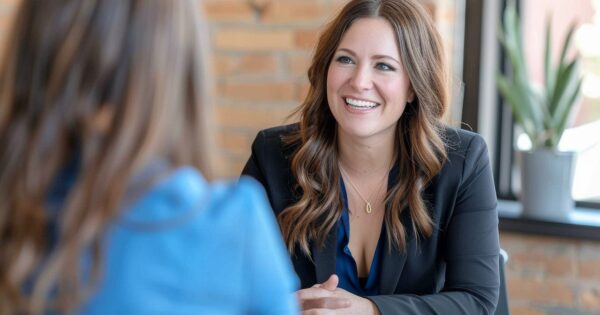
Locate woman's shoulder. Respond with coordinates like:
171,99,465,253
441,125,488,157
122,167,271,225
251,123,298,150
257,123,299,139
248,123,299,165
207,176,273,222
89,169,295,314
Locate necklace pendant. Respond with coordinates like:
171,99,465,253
366,202,373,214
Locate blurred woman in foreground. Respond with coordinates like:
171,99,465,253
0,1,298,314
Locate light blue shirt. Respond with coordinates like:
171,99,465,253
78,167,299,314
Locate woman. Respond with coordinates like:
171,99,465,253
0,0,298,314
242,0,500,314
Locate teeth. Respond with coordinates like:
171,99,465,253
345,98,377,108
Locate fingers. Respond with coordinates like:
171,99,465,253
297,287,333,300
301,309,336,315
301,309,337,315
301,297,351,311
298,275,349,312
320,274,339,291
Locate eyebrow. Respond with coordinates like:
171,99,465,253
337,48,401,65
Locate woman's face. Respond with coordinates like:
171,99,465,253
326,17,413,142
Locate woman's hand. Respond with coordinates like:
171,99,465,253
297,275,381,315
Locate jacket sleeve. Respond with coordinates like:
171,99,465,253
241,130,268,187
369,134,500,315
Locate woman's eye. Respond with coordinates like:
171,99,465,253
336,56,354,64
375,63,395,71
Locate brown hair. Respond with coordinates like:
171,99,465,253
0,0,210,313
280,0,448,256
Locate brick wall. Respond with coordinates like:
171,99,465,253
1,1,598,314
501,232,600,315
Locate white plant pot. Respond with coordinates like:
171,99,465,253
519,149,576,220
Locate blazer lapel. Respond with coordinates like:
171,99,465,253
379,235,407,294
311,222,338,283
379,209,414,294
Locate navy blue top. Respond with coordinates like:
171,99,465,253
336,179,384,296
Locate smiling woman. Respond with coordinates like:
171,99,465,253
241,0,501,314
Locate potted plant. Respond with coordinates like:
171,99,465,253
497,1,583,219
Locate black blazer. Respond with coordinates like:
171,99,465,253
242,124,500,315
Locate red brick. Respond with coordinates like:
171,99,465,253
215,54,278,77
217,130,252,156
578,260,600,280
544,256,576,277
288,54,312,77
507,276,574,306
262,1,323,24
218,81,295,102
501,232,579,248
204,1,254,23
509,251,575,278
216,105,293,130
580,242,600,259
213,153,249,179
326,0,349,14
510,304,547,315
236,54,278,76
215,29,294,51
214,55,237,77
295,29,320,49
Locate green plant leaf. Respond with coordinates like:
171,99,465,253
544,15,555,101
497,74,539,144
558,23,577,72
554,77,582,144
550,59,580,121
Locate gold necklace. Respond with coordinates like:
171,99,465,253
339,164,389,214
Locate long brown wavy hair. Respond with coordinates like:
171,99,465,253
280,0,448,256
0,0,210,313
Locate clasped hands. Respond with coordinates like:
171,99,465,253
297,274,380,315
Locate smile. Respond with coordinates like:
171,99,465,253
345,97,379,109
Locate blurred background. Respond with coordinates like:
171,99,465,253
1,0,599,314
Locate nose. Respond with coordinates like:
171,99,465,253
349,66,373,91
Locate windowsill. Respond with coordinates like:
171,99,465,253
498,199,600,241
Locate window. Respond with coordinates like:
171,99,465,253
512,0,600,206
464,0,600,211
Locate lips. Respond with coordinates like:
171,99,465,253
344,97,380,111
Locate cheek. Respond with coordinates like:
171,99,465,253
326,66,342,112
381,78,411,103
326,65,345,92
326,66,337,111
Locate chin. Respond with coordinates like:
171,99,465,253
338,123,376,138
